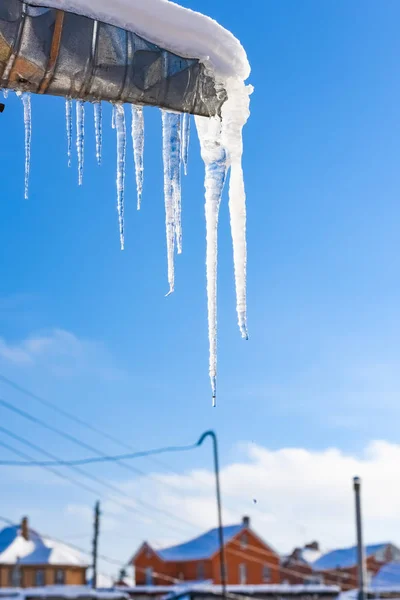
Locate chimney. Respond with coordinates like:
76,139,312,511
21,517,29,541
242,516,250,529
305,541,320,552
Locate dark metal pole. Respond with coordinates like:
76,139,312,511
198,431,226,599
92,501,100,589
354,477,367,600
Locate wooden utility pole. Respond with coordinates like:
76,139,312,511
92,501,101,589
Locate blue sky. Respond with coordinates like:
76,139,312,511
2,0,400,576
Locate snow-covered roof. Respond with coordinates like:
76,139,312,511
372,562,400,588
0,587,128,600
313,543,390,571
0,524,88,567
155,524,243,562
30,0,250,81
301,548,323,564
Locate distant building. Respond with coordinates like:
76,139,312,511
281,543,324,585
371,561,400,593
0,517,88,588
312,543,400,589
132,517,280,586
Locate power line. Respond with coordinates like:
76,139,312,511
0,373,186,479
0,399,200,534
0,442,200,467
0,423,194,535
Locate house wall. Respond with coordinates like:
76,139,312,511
134,530,280,586
0,564,87,588
280,559,314,585
316,556,385,589
213,530,280,585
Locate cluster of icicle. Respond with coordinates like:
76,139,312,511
6,84,250,405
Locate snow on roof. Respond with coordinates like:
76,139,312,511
0,523,87,567
123,585,340,595
30,0,250,81
156,524,244,562
301,548,322,564
0,587,129,600
313,543,390,571
372,562,400,588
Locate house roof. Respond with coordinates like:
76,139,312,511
313,543,390,571
157,524,244,562
0,523,87,567
372,562,400,588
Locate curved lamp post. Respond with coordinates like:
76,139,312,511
197,431,226,599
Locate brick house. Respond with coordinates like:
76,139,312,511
132,517,280,586
312,543,400,589
0,517,88,588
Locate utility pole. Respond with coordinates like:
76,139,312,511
198,431,226,600
92,501,100,589
354,477,367,600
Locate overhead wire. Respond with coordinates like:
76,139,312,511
0,399,201,534
0,373,187,479
0,422,195,536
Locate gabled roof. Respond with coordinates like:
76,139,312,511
156,524,244,562
313,543,391,571
372,562,400,588
0,523,87,566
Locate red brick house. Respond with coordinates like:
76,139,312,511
312,543,400,589
132,517,280,586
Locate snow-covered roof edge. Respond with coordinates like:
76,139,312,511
29,0,250,81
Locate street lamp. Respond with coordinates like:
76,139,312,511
197,431,226,599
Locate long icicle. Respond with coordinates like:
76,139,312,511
161,111,179,294
221,79,251,341
93,101,102,166
115,104,126,251
181,112,190,176
76,100,85,186
196,116,227,406
65,98,72,168
131,105,145,210
162,113,182,254
18,92,32,200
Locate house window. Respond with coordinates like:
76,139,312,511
145,567,153,586
9,565,22,587
55,569,65,585
35,570,45,587
197,562,205,581
263,565,271,582
239,563,247,585
241,533,248,549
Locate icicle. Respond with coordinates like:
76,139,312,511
17,92,32,200
195,116,227,405
131,105,144,210
111,104,116,130
2,89,8,99
181,112,191,176
76,100,85,186
221,78,252,341
115,104,126,251
93,101,102,166
65,98,72,168
161,111,182,295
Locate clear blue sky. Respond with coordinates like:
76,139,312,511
1,0,400,571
